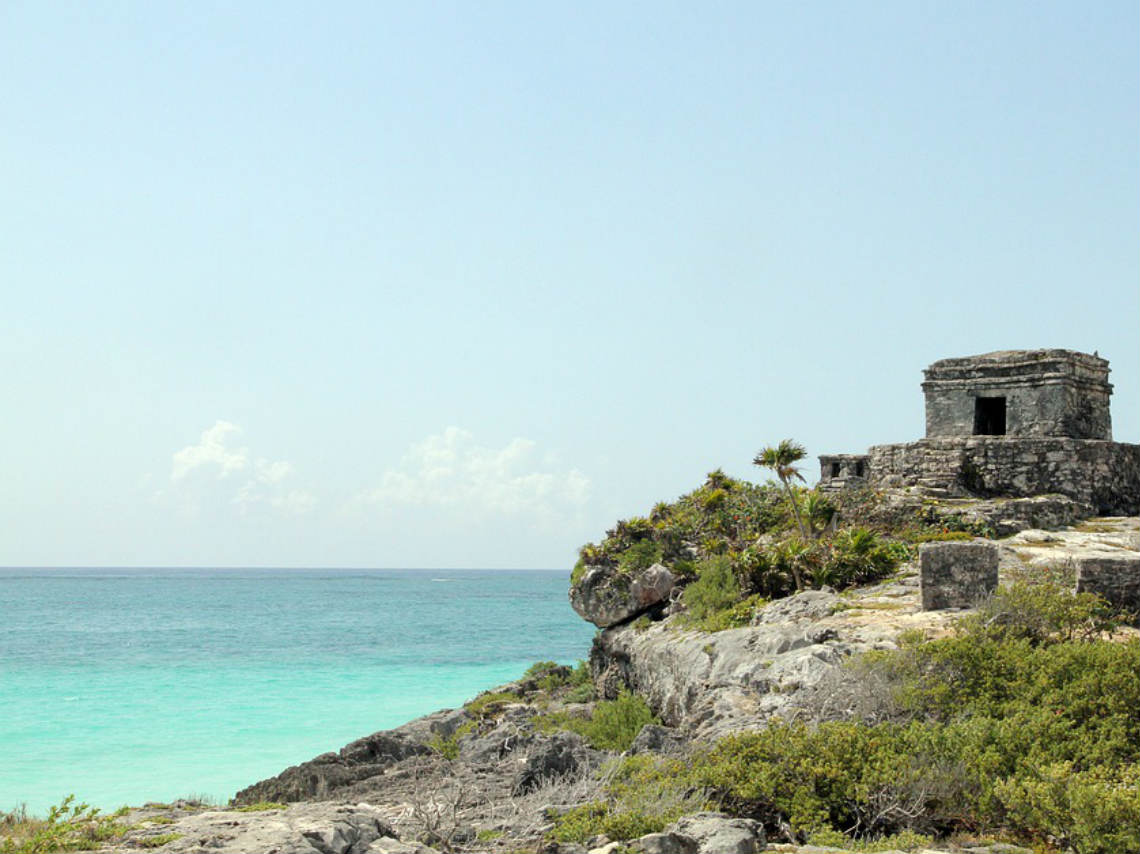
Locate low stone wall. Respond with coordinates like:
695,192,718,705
867,437,1140,515
920,542,999,610
1075,555,1140,615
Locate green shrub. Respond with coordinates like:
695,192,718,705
136,832,183,848
549,755,700,844
806,828,933,851
0,796,129,853
571,473,790,590
464,690,520,721
548,801,669,844
994,762,1140,854
232,801,287,812
681,556,740,624
523,660,578,692
691,593,766,632
906,529,973,543
571,583,1139,850
915,507,996,539
617,540,663,574
812,527,904,589
427,720,475,760
964,581,1122,645
535,692,657,752
523,660,560,679
585,692,658,751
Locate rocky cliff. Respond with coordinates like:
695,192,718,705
38,513,1139,854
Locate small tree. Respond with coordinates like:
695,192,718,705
753,439,810,589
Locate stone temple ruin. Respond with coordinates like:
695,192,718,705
819,349,1140,516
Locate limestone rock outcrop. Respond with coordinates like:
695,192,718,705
570,563,676,628
143,802,410,854
232,730,431,805
512,731,595,795
667,812,765,854
590,579,972,739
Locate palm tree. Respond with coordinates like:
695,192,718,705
753,439,810,542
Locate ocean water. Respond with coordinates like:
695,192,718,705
0,568,594,814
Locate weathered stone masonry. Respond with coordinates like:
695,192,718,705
819,349,1140,515
869,437,1140,516
923,349,1112,440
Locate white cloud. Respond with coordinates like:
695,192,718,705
168,421,314,515
171,420,248,481
361,427,590,525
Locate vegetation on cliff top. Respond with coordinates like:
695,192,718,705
550,581,1140,854
571,441,967,632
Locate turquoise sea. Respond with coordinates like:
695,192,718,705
0,568,594,814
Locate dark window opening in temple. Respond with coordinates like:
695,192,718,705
974,397,1007,436
855,461,865,477
830,462,841,478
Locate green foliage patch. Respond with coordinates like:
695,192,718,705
135,832,183,848
535,692,658,752
548,755,701,844
574,471,790,580
427,720,476,760
0,796,130,853
463,690,520,722
572,458,907,622
564,660,595,703
550,584,1139,854
232,801,287,812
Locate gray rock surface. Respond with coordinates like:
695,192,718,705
458,715,533,766
145,802,400,854
233,732,431,805
667,812,764,854
628,724,687,755
592,581,968,739
512,732,595,795
570,563,676,628
634,831,698,853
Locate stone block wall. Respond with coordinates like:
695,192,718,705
920,541,999,610
922,350,1112,440
1075,555,1140,615
817,454,869,492
868,438,1140,516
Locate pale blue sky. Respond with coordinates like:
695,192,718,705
2,1,1136,568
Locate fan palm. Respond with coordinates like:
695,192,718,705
753,439,810,543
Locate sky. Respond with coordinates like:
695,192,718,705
2,1,1136,568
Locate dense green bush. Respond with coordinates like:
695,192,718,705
573,472,790,582
552,583,1138,853
0,797,130,853
617,540,663,574
548,801,670,844
681,556,739,621
535,692,658,752
572,461,908,619
564,660,595,703
549,755,700,844
696,584,1140,852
